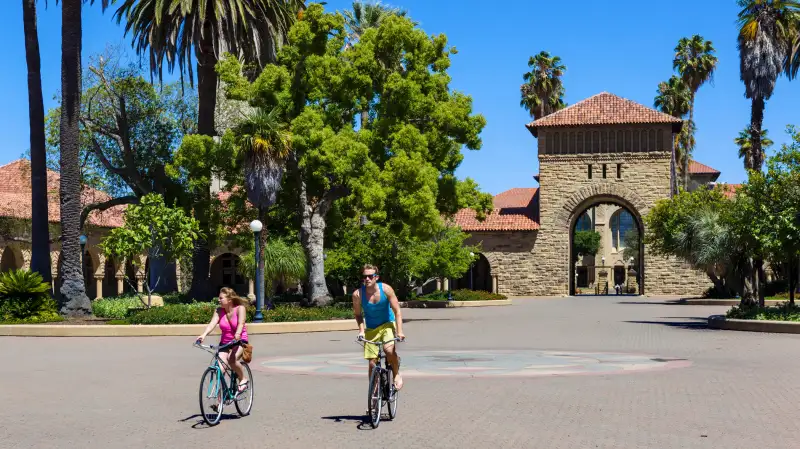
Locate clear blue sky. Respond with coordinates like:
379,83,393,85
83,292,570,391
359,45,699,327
2,0,799,195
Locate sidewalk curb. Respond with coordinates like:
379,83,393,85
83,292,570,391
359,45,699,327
0,319,358,337
707,315,800,334
400,299,512,308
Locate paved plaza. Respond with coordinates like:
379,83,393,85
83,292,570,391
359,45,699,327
3,297,800,448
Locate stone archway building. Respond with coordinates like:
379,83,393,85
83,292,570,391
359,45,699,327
453,92,718,297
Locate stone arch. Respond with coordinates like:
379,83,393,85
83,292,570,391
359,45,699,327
0,246,24,273
560,184,646,296
210,253,248,296
453,253,494,292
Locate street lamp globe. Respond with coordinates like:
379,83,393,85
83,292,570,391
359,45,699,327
79,235,87,245
249,220,263,233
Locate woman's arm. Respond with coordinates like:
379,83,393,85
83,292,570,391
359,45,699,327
197,309,220,341
234,305,246,340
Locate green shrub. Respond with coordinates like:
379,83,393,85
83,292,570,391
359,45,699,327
124,302,352,325
0,309,63,324
0,269,57,320
419,289,507,302
726,302,800,321
92,296,145,319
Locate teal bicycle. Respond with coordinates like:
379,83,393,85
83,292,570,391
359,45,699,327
194,340,254,426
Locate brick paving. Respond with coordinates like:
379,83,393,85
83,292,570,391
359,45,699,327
2,296,800,448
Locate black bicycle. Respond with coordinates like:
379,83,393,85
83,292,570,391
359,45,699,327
193,340,254,426
357,335,404,428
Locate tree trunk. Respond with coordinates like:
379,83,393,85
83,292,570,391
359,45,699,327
360,109,368,130
23,0,51,284
187,26,218,301
683,97,694,190
788,254,795,306
58,0,91,316
756,258,766,308
750,97,765,172
740,258,758,307
298,179,332,306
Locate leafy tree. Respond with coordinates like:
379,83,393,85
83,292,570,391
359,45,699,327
622,228,641,265
342,0,408,43
237,237,306,303
100,193,201,307
573,230,600,262
735,126,774,170
23,0,51,284
219,5,492,305
325,220,478,299
520,51,566,120
673,35,718,188
114,0,305,300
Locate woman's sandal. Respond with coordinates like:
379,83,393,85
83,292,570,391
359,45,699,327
237,379,249,394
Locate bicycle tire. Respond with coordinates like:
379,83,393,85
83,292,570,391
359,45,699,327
367,368,383,428
234,363,254,416
199,367,224,426
386,366,398,420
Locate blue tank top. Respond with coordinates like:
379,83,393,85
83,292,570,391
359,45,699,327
361,282,395,329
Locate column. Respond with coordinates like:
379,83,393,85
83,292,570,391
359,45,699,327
436,278,442,291
94,276,103,300
136,275,145,293
116,276,125,296
248,279,255,300
492,275,498,294
443,278,450,291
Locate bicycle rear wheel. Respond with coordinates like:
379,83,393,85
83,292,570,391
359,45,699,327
199,367,224,426
367,368,383,428
234,363,254,416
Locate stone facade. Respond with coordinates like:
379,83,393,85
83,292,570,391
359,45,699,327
455,94,714,298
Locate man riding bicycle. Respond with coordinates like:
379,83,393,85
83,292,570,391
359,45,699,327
352,264,405,390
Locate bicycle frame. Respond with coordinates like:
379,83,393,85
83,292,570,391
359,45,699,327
195,341,241,403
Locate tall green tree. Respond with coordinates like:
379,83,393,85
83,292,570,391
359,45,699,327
737,0,799,173
673,35,718,189
219,5,492,305
654,75,691,194
58,0,112,316
520,51,566,120
735,126,774,169
23,0,51,284
114,0,305,299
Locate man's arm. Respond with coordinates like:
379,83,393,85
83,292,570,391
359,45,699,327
384,284,404,339
352,289,365,336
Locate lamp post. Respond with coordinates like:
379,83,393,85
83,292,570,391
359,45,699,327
469,252,474,290
79,234,87,271
250,220,264,323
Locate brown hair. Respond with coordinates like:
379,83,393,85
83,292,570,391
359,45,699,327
219,287,248,307
362,264,379,274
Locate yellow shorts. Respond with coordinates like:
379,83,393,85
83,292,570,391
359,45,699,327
363,321,396,360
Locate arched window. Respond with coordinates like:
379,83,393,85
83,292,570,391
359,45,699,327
575,212,592,232
610,209,635,250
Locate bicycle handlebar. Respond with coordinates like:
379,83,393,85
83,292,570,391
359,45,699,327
356,335,405,345
193,339,242,352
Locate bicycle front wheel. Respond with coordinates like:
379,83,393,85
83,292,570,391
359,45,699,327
367,368,383,428
235,363,254,416
199,367,224,426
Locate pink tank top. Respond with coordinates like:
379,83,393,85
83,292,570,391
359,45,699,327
218,306,248,344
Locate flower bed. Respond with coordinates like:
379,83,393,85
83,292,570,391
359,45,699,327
726,301,800,322
417,289,507,302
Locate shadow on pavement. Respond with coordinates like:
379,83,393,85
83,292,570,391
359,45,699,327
179,413,243,429
404,318,454,323
321,414,382,430
624,317,713,331
616,301,681,306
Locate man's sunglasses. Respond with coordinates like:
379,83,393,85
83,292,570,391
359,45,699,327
362,274,378,280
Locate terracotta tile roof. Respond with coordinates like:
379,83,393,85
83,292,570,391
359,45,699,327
688,160,720,175
454,188,540,231
716,183,742,199
526,92,683,136
0,159,126,228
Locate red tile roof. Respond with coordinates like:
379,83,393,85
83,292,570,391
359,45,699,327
526,92,683,136
688,160,720,175
0,159,126,228
454,188,540,231
717,183,742,199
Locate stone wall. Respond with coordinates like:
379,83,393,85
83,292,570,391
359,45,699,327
469,141,712,297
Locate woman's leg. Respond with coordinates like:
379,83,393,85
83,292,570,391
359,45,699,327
227,345,247,391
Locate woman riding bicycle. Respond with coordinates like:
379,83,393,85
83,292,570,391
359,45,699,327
196,287,250,394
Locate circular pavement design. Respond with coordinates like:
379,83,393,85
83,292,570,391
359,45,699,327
254,349,691,378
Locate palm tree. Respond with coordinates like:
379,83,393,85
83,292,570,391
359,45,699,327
782,8,800,78
343,0,407,43
520,51,567,120
735,127,774,169
114,0,304,299
654,75,692,194
737,0,800,173
233,107,292,311
237,237,306,301
58,0,112,316
23,0,51,285
673,35,718,189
